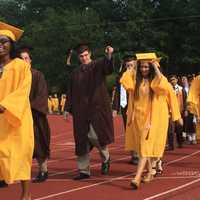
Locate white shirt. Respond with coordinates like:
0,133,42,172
120,84,127,108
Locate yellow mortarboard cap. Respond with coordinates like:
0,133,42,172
136,52,161,67
0,21,24,41
136,53,158,60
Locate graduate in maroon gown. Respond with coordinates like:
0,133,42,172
65,44,114,180
19,47,51,182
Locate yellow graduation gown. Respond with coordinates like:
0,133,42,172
0,58,34,184
187,75,200,139
48,98,53,113
120,71,180,157
52,97,59,112
196,122,200,140
60,96,66,113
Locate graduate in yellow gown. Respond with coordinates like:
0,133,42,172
120,53,182,189
0,22,33,200
52,94,59,113
187,75,200,140
48,95,54,114
60,94,67,114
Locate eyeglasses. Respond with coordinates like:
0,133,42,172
0,38,10,45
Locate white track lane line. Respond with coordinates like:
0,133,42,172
32,145,124,167
48,155,131,177
33,149,200,200
165,150,200,166
34,173,134,200
143,150,200,200
46,176,200,182
50,133,124,151
144,178,200,200
32,133,125,167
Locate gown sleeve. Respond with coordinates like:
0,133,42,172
120,70,135,91
151,75,181,121
0,63,32,127
187,76,200,117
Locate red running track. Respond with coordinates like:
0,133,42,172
1,115,200,200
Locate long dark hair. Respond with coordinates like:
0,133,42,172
134,60,156,100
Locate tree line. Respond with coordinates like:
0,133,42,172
1,0,200,93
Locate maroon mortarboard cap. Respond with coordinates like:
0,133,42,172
75,42,90,54
18,45,33,54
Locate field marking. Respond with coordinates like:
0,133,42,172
46,176,200,182
33,149,200,200
48,154,130,177
32,145,125,168
144,178,200,200
33,173,134,200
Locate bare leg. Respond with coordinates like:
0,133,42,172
134,157,147,182
130,157,148,189
20,180,31,200
143,158,154,182
147,158,152,173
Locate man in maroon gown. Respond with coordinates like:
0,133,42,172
65,44,114,180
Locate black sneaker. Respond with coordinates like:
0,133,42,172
129,156,139,165
165,146,174,151
73,173,90,180
32,171,48,183
101,158,110,175
0,181,8,188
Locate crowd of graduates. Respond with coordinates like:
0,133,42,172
0,21,200,200
48,93,67,114
109,53,200,188
111,72,199,151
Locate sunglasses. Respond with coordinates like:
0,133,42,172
0,38,10,45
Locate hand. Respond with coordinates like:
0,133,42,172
177,118,183,126
105,46,114,59
151,60,162,79
66,49,73,65
112,110,117,117
0,105,5,113
66,48,73,56
151,60,160,70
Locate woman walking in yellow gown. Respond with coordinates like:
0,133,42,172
187,75,200,139
0,21,33,200
120,53,182,189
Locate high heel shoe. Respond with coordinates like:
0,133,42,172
142,173,154,183
130,179,140,190
151,160,157,176
151,167,157,176
156,160,163,175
